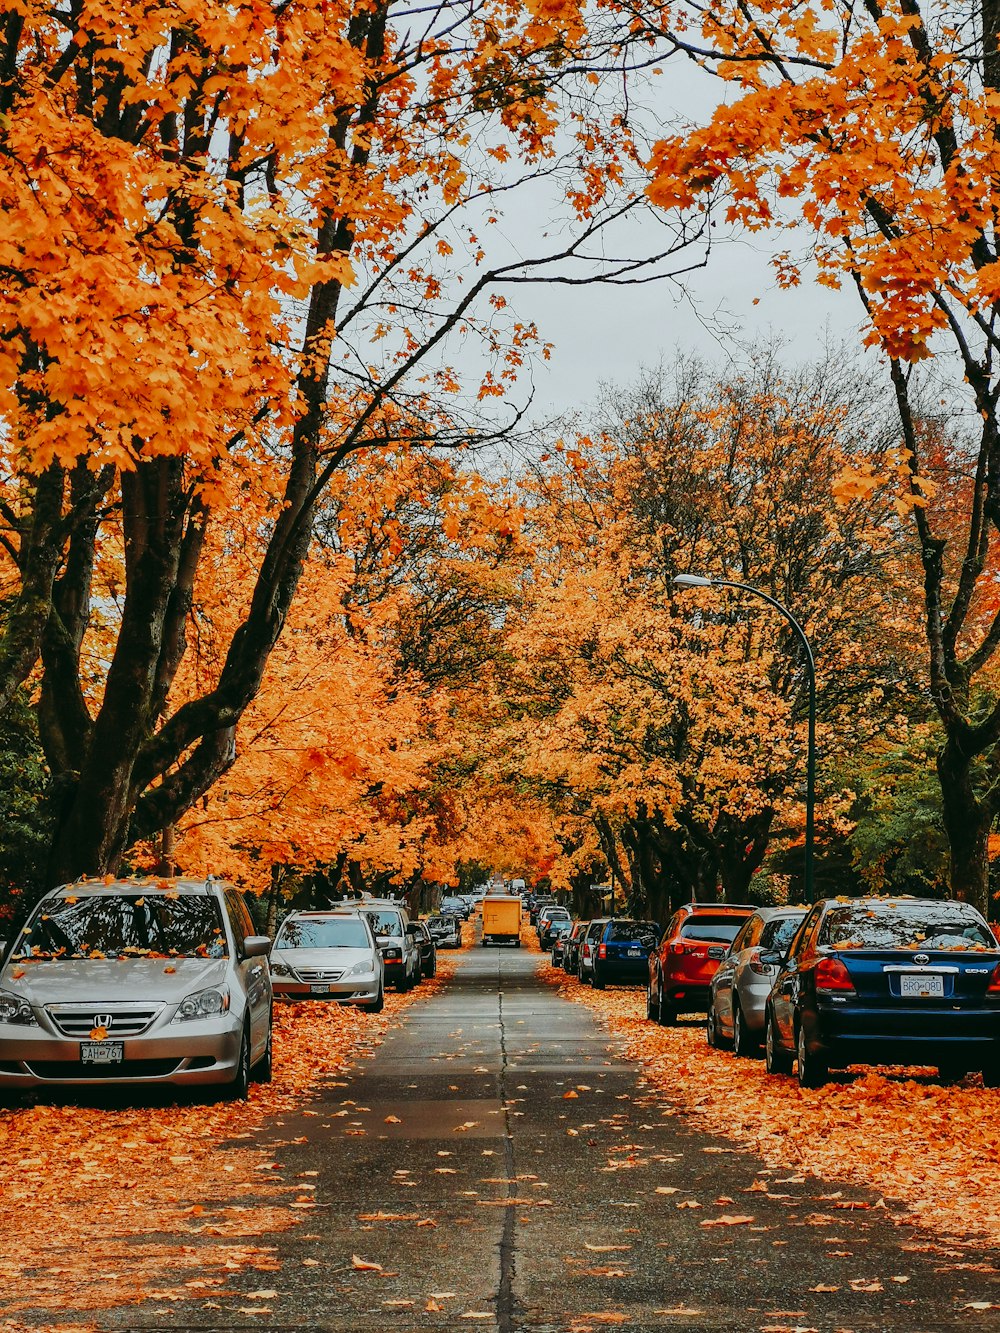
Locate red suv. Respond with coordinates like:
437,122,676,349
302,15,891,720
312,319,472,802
647,903,756,1025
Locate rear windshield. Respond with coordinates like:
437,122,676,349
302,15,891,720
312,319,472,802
550,920,572,934
428,917,453,929
607,921,659,943
14,893,228,960
820,904,996,951
762,915,805,951
364,910,405,937
275,917,371,950
680,918,746,944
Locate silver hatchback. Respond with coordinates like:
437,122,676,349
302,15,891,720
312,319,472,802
0,878,272,1099
707,906,806,1055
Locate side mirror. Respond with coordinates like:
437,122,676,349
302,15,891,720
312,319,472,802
244,935,272,958
405,923,418,936
758,949,783,967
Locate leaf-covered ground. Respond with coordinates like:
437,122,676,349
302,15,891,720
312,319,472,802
0,923,474,1330
550,964,1000,1244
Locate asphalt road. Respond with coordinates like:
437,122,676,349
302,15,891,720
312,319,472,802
59,941,1000,1331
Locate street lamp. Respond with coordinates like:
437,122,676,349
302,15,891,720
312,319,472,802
673,573,817,904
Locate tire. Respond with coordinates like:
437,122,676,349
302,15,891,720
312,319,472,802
983,1064,1000,1088
251,1012,273,1084
733,1003,757,1058
657,987,676,1027
481,940,488,948
515,940,521,948
796,1021,828,1088
937,1061,967,1084
224,1022,251,1101
646,981,657,1021
764,1010,793,1076
364,983,385,1014
591,969,605,990
706,1002,721,1048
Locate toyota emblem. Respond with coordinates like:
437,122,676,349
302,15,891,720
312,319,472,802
913,953,929,966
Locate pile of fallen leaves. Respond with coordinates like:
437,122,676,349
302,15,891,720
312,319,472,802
556,973,1000,1242
0,931,469,1322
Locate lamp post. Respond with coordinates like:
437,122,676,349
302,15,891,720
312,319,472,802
673,573,817,904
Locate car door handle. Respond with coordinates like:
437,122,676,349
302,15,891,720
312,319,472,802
779,980,794,995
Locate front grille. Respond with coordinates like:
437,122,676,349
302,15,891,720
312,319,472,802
296,969,344,982
45,1003,164,1038
25,1059,181,1080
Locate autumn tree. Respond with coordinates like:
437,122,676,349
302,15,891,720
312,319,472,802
505,353,923,917
0,0,712,885
644,0,1000,913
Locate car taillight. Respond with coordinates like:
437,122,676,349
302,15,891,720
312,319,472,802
748,948,769,976
987,962,1000,993
670,942,687,955
383,948,402,961
598,942,607,959
815,956,855,993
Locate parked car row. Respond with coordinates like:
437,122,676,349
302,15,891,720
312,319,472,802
554,894,1000,1088
0,878,465,1104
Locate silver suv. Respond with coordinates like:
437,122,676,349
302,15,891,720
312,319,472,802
0,877,272,1100
360,900,421,991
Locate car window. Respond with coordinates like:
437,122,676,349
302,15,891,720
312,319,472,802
14,893,228,960
819,904,996,951
731,918,757,951
606,921,658,943
225,890,256,956
762,914,805,952
275,917,372,949
664,912,682,942
364,910,404,937
586,921,605,940
679,918,745,944
789,906,822,958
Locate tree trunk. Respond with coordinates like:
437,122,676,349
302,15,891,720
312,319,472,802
937,741,993,916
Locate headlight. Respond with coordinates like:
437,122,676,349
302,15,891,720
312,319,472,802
270,961,292,977
171,987,230,1022
345,959,375,978
0,991,37,1025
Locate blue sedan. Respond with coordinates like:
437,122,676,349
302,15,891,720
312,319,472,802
761,897,1000,1087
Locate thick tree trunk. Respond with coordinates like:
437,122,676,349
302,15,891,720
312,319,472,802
937,742,993,916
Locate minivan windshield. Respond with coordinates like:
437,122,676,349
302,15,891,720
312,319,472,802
275,917,371,950
13,894,228,960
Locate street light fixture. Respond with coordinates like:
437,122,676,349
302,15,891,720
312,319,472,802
673,573,817,904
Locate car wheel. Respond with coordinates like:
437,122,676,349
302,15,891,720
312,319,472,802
251,1012,273,1084
733,1003,757,1058
983,1064,1000,1088
224,1022,251,1101
706,1002,720,1048
764,1010,793,1076
591,968,605,990
515,939,521,948
796,1021,828,1088
646,981,658,1021
657,988,676,1026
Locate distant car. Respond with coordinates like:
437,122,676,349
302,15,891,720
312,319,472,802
706,907,806,1054
411,921,437,979
538,906,571,948
271,911,384,1012
530,896,555,926
361,902,422,991
441,896,470,920
648,903,756,1025
562,921,589,974
762,896,1000,1088
427,915,462,949
549,919,573,965
0,877,272,1100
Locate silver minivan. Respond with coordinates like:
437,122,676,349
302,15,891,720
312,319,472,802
270,910,384,1010
0,878,272,1099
